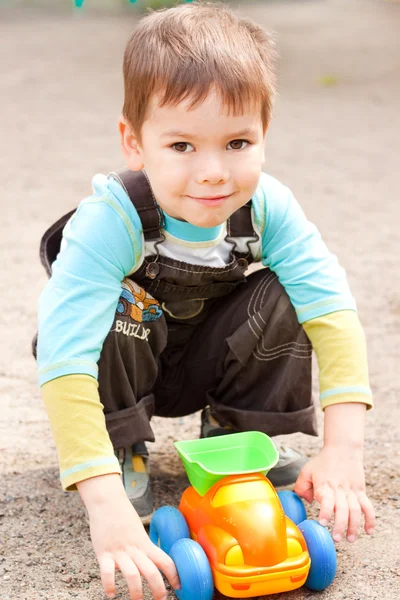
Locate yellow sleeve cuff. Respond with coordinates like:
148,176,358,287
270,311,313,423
41,374,121,491
62,460,121,492
320,392,373,411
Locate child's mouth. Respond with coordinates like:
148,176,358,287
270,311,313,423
188,194,232,207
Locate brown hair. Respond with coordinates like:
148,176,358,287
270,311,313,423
122,1,276,141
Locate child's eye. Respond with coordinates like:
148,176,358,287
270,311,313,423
171,142,194,153
227,139,250,150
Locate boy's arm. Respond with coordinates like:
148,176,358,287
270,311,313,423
77,473,180,600
38,182,140,485
302,310,372,410
257,175,375,540
41,375,121,490
295,402,375,542
296,310,375,541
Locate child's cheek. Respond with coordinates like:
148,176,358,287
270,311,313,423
239,162,263,193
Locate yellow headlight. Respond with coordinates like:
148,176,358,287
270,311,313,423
225,545,244,566
287,538,303,557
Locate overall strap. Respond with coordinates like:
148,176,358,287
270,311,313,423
40,168,163,277
228,200,256,238
40,209,76,276
108,169,164,241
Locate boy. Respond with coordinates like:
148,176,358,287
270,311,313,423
36,3,375,599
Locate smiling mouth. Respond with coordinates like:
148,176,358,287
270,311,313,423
188,194,232,202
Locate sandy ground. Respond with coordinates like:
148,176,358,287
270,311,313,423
1,0,400,598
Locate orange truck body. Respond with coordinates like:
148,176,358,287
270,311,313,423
179,472,310,598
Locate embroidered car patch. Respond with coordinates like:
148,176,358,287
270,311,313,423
117,280,162,323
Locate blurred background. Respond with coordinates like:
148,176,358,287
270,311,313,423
1,0,400,599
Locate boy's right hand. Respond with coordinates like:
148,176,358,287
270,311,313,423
77,474,180,600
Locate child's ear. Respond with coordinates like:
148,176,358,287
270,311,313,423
118,116,144,171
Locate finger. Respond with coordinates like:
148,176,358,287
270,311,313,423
346,491,362,542
332,488,349,542
129,547,168,600
294,465,314,504
315,484,335,527
357,491,376,535
115,553,142,600
148,545,181,591
98,553,116,599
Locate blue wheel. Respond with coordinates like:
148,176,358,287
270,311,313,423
298,519,337,591
277,491,307,524
170,538,214,600
149,506,190,555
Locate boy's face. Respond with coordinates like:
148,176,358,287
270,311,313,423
120,90,266,228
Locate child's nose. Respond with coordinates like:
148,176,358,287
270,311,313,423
195,155,229,185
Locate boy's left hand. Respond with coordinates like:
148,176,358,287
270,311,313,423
294,445,375,543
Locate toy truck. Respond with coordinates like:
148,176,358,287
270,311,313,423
150,431,337,599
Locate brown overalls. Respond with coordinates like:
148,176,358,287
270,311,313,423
38,169,317,449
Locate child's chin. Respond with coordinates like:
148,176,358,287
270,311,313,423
190,215,225,229
184,208,227,229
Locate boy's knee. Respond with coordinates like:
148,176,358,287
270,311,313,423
247,269,300,327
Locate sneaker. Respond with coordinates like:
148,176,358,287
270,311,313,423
200,406,234,438
116,442,154,525
200,407,307,487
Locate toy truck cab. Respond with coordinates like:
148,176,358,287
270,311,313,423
179,472,310,597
